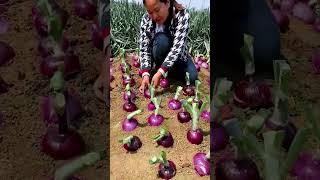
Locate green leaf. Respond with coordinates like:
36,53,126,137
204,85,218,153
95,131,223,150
231,137,249,158
53,93,65,116
149,156,160,164
263,131,285,180
160,150,168,166
246,110,270,134
240,34,255,76
37,0,50,18
54,151,105,180
50,70,65,92
183,102,193,114
49,16,63,43
199,101,208,113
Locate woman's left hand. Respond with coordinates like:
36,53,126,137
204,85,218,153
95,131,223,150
151,71,163,88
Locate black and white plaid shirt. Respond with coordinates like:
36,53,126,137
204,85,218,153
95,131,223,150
139,8,191,77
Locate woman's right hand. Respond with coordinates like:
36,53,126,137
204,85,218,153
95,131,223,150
139,75,150,93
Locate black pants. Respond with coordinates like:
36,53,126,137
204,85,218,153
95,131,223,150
212,0,282,83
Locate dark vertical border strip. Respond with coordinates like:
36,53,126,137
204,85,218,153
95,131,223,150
97,0,110,179
210,0,214,179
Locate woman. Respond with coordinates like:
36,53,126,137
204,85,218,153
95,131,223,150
138,0,198,93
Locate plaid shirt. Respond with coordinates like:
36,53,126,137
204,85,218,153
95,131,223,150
139,8,191,77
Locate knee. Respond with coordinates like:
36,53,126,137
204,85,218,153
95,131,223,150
188,70,198,85
152,33,171,59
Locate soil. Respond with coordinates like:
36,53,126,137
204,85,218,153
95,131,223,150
0,0,107,179
109,57,210,180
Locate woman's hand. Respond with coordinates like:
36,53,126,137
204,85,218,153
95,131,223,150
151,71,162,88
139,75,150,93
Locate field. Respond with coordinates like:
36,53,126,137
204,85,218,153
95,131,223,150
110,1,211,179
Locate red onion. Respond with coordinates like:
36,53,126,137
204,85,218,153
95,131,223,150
159,78,170,89
215,159,260,180
122,74,135,87
292,2,316,24
41,127,85,160
168,99,181,110
234,34,272,109
133,60,140,68
312,49,320,73
211,122,230,152
147,114,164,126
195,64,200,72
123,84,136,102
0,41,15,66
123,90,136,102
183,72,195,96
187,129,203,145
193,98,203,109
196,57,203,66
123,101,137,112
193,152,210,176
119,135,142,152
280,0,295,14
200,110,210,122
147,101,156,111
168,86,183,110
73,0,97,20
158,160,176,179
201,60,209,69
149,151,176,179
291,151,320,179
177,111,191,123
122,109,143,132
153,127,174,148
183,85,195,96
40,53,81,79
271,8,290,33
233,79,272,109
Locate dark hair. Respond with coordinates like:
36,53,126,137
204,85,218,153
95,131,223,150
143,0,185,25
